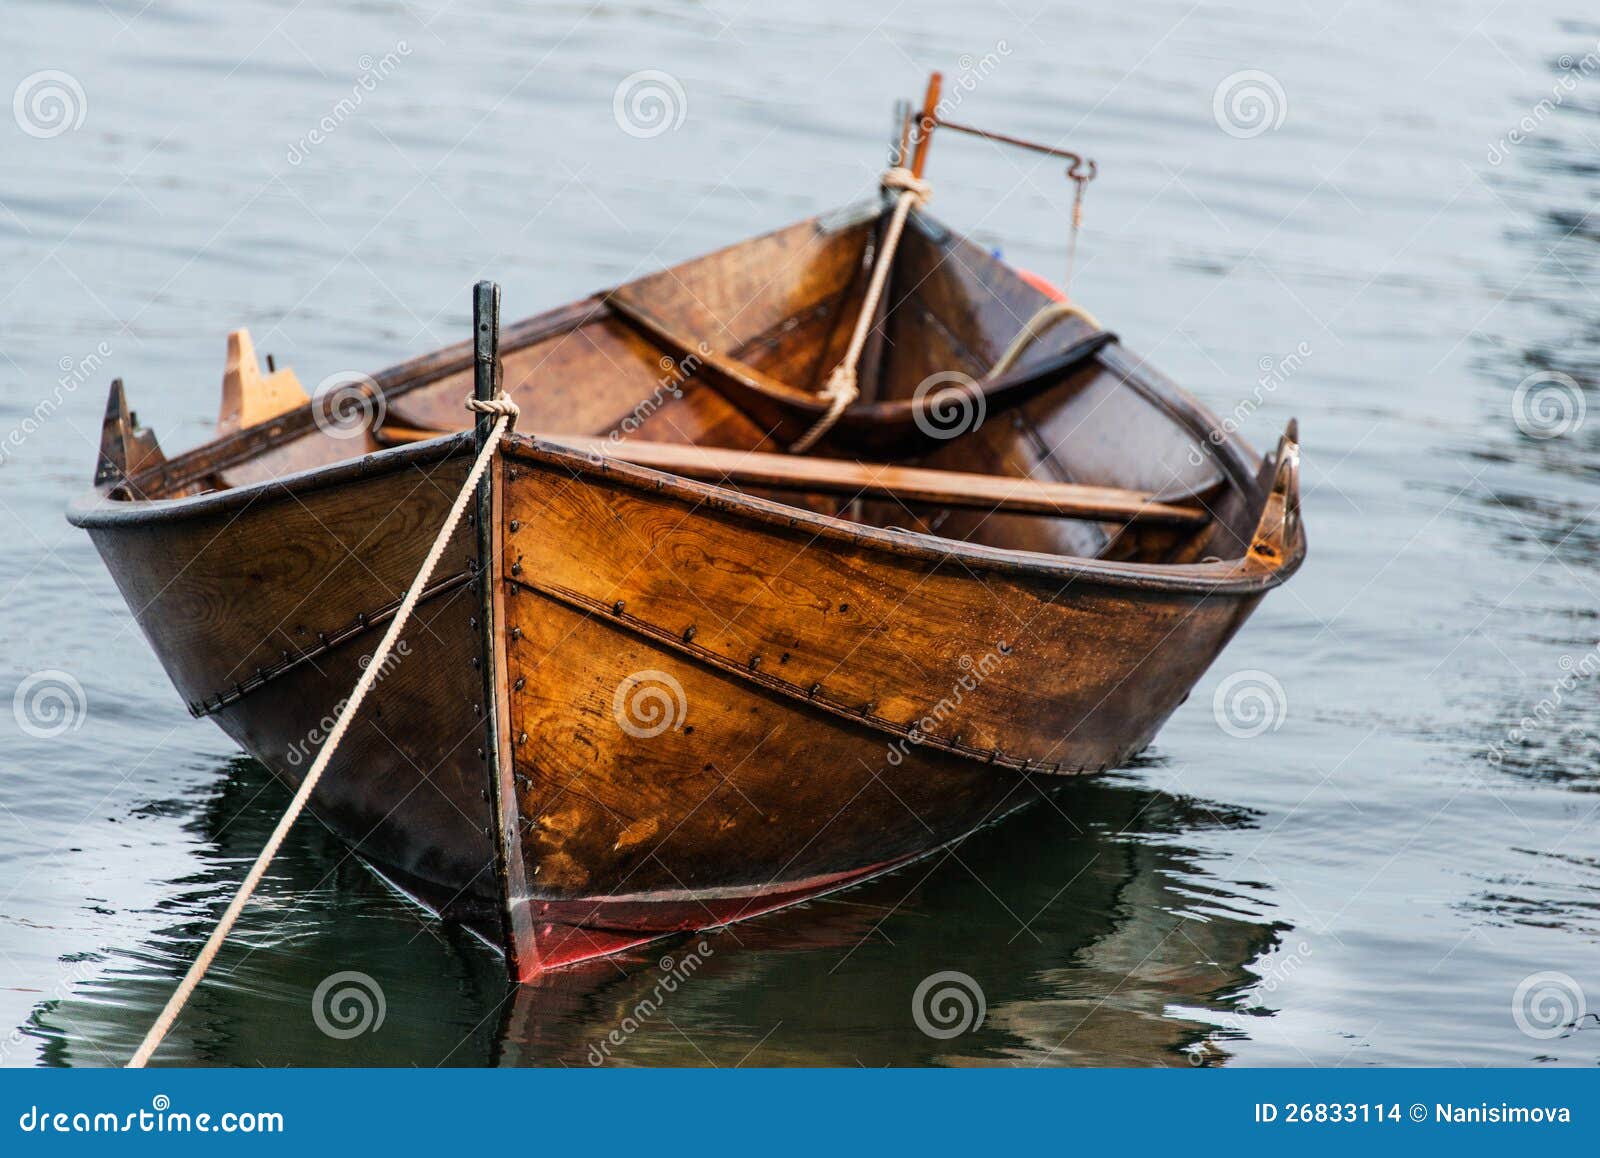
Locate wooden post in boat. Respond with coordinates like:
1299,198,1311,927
471,281,536,980
890,98,912,174
94,378,167,492
1247,418,1301,568
217,328,308,435
472,281,501,445
910,72,942,178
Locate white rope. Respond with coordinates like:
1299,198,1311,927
984,300,1104,383
790,166,931,454
127,393,520,1068
466,396,520,419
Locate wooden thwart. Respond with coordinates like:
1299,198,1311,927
545,437,1209,527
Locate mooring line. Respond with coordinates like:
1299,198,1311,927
127,392,518,1068
789,166,931,454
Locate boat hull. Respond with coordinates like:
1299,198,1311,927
68,199,1303,980
73,441,507,942
490,436,1276,975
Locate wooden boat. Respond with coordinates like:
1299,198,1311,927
69,83,1304,980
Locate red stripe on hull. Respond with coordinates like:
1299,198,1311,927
514,855,911,978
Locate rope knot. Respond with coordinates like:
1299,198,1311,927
880,166,932,204
820,363,859,405
789,366,859,455
789,168,929,455
466,393,521,428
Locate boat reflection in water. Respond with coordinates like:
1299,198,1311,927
27,756,1285,1067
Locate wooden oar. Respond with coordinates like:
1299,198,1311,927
527,436,1207,527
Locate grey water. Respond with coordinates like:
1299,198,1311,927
1,0,1597,1067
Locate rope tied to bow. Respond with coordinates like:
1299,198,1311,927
466,394,521,424
789,167,931,454
127,391,519,1068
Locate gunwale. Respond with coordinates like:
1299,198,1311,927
70,426,1304,596
67,200,1304,596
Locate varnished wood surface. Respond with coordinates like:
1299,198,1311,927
500,439,1266,770
531,436,1211,527
70,193,1305,977
77,447,502,937
491,435,1281,964
505,586,1031,908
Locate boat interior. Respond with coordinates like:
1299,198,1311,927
95,202,1288,570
